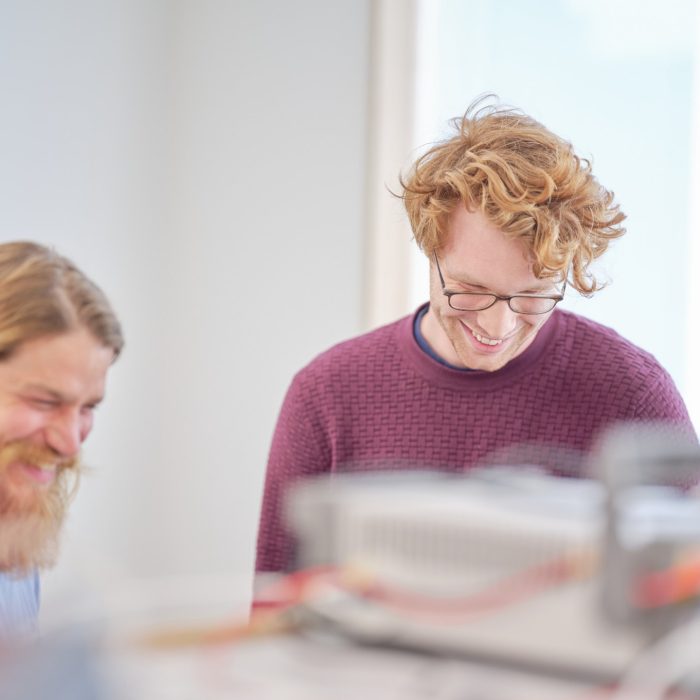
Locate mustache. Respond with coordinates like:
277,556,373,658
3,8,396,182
0,441,79,474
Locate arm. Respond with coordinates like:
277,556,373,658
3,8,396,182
255,372,331,573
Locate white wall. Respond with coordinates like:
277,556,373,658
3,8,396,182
0,0,371,609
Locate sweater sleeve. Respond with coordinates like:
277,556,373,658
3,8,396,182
255,371,331,572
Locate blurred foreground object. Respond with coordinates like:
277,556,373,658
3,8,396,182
4,424,699,699
282,423,700,690
0,630,109,700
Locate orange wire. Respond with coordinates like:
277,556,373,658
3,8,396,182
633,556,700,609
335,550,596,622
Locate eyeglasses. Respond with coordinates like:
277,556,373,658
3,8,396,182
434,252,566,315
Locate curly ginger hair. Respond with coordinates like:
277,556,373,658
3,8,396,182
401,99,626,294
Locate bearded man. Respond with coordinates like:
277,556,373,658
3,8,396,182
0,242,123,636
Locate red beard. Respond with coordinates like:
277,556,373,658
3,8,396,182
0,441,80,574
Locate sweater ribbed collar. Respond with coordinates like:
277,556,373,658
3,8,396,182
399,302,562,391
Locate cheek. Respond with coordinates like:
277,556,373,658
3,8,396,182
440,305,476,324
0,407,47,443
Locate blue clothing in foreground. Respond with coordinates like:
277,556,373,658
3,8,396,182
0,571,39,636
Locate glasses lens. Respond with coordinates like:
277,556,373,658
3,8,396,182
448,294,497,311
509,297,558,314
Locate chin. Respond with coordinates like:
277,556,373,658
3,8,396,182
450,329,523,372
0,468,76,573
454,320,539,371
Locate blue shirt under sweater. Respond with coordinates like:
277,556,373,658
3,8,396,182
0,571,39,637
413,304,473,371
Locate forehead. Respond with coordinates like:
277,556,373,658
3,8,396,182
0,329,114,400
442,204,544,290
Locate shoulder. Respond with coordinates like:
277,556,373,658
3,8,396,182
551,310,691,426
295,314,408,382
553,310,691,421
555,309,668,375
277,314,412,416
271,315,411,435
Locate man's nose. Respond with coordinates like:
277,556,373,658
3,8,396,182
476,299,518,339
45,408,84,458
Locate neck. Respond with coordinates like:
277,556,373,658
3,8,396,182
420,306,467,367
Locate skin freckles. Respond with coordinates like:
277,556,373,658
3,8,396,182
421,204,559,372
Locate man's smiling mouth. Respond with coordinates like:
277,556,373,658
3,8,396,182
471,330,503,346
459,320,511,347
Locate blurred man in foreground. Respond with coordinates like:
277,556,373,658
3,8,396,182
256,99,696,573
0,242,123,636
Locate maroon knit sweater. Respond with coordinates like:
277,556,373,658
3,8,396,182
256,306,695,572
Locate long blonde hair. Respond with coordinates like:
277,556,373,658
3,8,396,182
0,241,123,359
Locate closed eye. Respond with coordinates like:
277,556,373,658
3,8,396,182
28,398,60,410
454,283,489,293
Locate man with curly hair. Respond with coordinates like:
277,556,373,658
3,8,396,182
256,101,696,573
0,242,123,637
